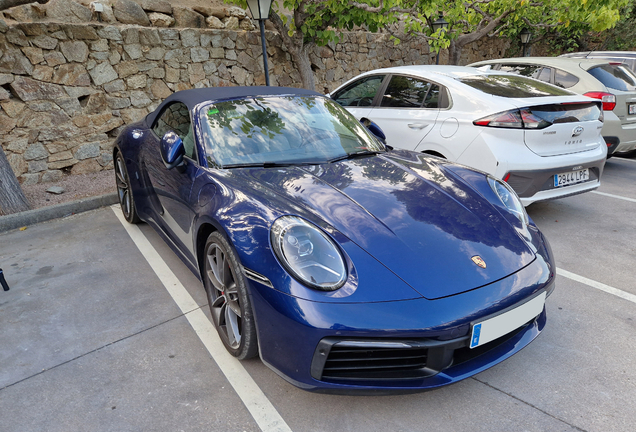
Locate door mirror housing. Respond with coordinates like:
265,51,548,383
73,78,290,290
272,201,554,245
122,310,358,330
160,131,185,169
360,118,388,146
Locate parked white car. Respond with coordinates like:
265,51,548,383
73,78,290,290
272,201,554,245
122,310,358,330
470,57,636,157
328,65,607,205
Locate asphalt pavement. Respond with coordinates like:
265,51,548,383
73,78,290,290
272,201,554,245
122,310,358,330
1,156,635,432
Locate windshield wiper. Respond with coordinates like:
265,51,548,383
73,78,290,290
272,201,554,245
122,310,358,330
223,161,317,169
327,150,383,163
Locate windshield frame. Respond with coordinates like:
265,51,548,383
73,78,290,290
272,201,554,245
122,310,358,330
196,95,386,169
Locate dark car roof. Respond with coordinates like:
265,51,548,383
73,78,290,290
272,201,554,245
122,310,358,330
147,86,322,125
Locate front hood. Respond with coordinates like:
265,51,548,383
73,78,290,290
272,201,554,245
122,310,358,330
240,152,535,299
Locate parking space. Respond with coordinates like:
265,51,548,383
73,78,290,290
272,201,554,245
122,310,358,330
1,156,635,432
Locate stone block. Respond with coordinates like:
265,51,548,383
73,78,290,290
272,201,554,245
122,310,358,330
121,27,140,44
48,150,73,162
32,65,54,82
46,0,92,23
206,16,224,30
97,26,122,41
106,96,131,109
60,41,89,63
28,159,48,173
158,28,179,40
150,79,171,99
113,0,150,26
115,61,139,78
120,108,146,123
0,49,34,75
45,52,67,67
52,63,91,87
145,47,165,61
71,159,101,175
130,91,151,107
64,25,99,41
74,142,100,160
84,92,108,114
124,44,143,60
147,67,165,79
139,28,161,46
191,47,209,62
149,12,174,28
6,137,28,153
6,28,29,47
126,74,147,89
91,39,110,52
90,62,118,86
48,158,78,170
103,79,126,93
1,101,25,119
165,66,179,83
140,0,172,14
55,98,82,116
21,173,40,186
180,29,200,47
173,6,205,28
210,47,224,59
7,153,27,176
42,170,64,183
10,77,66,102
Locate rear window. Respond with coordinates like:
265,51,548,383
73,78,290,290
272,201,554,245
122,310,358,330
587,65,636,91
530,102,601,124
459,74,572,98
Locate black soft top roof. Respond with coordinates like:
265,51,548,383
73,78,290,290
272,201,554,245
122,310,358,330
146,86,323,125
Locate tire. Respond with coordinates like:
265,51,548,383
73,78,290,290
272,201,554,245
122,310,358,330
115,151,140,224
203,232,258,359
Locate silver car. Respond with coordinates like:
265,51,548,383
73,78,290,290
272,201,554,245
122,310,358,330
470,57,636,156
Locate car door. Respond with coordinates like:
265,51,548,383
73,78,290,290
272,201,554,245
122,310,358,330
142,101,200,262
331,74,387,119
365,74,441,151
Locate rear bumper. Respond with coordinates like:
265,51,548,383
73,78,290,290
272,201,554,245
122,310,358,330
506,159,605,206
457,130,607,205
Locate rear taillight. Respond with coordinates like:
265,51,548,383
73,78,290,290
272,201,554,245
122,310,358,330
474,108,550,129
584,91,616,111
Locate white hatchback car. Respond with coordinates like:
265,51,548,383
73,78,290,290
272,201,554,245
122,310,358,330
328,65,607,205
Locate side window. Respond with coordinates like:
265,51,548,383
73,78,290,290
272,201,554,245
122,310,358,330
554,69,580,88
499,64,543,78
423,84,440,108
152,102,197,161
381,76,431,108
536,67,552,82
332,75,385,107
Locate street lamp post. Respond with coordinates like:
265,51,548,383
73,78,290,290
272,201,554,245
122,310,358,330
246,0,274,86
520,28,532,57
431,12,449,65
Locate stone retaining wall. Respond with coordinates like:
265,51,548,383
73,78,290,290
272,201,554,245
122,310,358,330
0,13,522,185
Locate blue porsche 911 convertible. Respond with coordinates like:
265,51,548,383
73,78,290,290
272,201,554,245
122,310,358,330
114,86,555,393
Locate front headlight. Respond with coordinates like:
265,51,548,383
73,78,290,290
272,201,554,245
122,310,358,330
270,216,347,291
488,176,529,225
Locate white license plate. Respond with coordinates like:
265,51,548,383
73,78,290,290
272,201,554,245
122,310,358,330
629,104,636,115
554,168,589,188
470,292,546,349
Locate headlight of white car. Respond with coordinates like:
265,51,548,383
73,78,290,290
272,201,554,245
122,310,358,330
488,176,529,226
271,216,347,291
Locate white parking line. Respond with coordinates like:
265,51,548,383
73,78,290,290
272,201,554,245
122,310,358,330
111,206,292,432
591,191,636,203
557,268,636,305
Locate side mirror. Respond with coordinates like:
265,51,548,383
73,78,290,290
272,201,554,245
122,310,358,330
160,131,185,170
360,118,387,145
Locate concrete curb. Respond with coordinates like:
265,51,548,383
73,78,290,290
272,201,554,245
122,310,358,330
0,193,119,233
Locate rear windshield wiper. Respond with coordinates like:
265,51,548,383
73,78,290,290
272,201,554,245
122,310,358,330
328,150,383,163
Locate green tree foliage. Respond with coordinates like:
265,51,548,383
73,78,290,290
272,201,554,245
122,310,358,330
385,0,628,64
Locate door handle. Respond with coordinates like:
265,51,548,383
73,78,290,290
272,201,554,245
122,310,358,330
408,123,428,130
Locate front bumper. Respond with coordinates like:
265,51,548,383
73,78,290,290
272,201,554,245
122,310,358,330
248,249,554,393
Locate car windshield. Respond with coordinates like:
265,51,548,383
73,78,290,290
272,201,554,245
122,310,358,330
587,64,636,91
199,95,385,168
458,74,573,97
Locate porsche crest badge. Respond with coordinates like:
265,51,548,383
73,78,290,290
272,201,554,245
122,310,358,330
471,256,486,269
